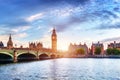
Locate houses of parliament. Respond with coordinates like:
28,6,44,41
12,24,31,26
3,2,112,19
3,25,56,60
0,28,57,53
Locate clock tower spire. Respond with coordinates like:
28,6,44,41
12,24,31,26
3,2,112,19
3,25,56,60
51,28,57,52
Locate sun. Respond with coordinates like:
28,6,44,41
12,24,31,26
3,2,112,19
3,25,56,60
58,43,68,51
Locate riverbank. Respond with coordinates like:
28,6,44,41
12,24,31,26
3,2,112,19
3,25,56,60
1,55,120,64
65,55,120,58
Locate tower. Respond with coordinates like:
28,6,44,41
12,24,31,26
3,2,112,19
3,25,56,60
7,34,13,49
51,28,57,52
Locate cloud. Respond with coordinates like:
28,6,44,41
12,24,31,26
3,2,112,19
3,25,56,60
26,13,44,22
0,0,109,34
11,26,31,33
0,35,8,41
36,26,43,30
115,0,120,3
0,0,120,48
93,17,120,30
0,25,31,36
14,33,28,38
93,10,119,19
50,6,75,17
48,1,120,32
86,9,120,30
101,37,120,42
52,15,89,32
4,19,29,28
0,19,30,35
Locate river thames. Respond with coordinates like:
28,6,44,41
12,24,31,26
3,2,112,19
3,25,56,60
0,58,120,80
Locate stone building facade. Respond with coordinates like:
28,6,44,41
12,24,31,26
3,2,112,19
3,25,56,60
91,41,104,55
68,43,89,55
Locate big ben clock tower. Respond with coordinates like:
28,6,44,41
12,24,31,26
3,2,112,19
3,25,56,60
51,28,57,52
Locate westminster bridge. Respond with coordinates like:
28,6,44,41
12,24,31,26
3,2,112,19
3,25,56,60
0,49,62,63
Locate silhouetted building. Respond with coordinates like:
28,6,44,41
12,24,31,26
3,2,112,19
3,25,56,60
68,43,89,55
51,28,57,52
91,41,104,55
7,34,13,49
1,29,58,54
108,41,120,50
0,41,4,48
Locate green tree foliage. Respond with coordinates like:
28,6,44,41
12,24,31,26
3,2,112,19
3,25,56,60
95,47,101,55
106,48,112,55
76,48,85,55
107,48,120,55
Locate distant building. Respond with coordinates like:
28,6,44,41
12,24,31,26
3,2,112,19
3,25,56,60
0,41,4,48
51,28,57,52
1,28,58,54
68,43,89,55
29,42,43,50
108,41,120,50
7,34,13,49
91,41,104,55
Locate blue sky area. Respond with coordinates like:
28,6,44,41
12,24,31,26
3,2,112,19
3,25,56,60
0,0,120,50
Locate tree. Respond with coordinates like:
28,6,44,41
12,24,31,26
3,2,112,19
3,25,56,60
106,48,120,55
106,48,113,55
112,48,120,55
95,47,101,55
76,48,85,55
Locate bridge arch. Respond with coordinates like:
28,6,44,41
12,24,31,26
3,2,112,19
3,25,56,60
17,51,37,57
17,52,37,62
50,54,56,58
0,52,13,62
39,53,49,60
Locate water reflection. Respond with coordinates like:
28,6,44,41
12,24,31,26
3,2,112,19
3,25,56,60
49,59,71,80
0,58,120,80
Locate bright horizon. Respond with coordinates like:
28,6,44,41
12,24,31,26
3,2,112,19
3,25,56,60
0,0,120,51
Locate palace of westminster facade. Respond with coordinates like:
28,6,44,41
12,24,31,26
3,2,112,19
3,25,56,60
0,28,120,55
0,28,57,53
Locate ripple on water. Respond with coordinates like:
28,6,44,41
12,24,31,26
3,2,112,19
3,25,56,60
35,75,39,78
0,58,120,80
40,77,48,79
12,78,21,80
28,75,32,77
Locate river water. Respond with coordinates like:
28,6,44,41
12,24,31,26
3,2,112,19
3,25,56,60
0,58,120,80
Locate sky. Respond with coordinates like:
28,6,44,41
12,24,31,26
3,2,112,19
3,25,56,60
0,0,120,50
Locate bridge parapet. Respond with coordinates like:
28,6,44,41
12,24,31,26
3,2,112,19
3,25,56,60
0,49,13,54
